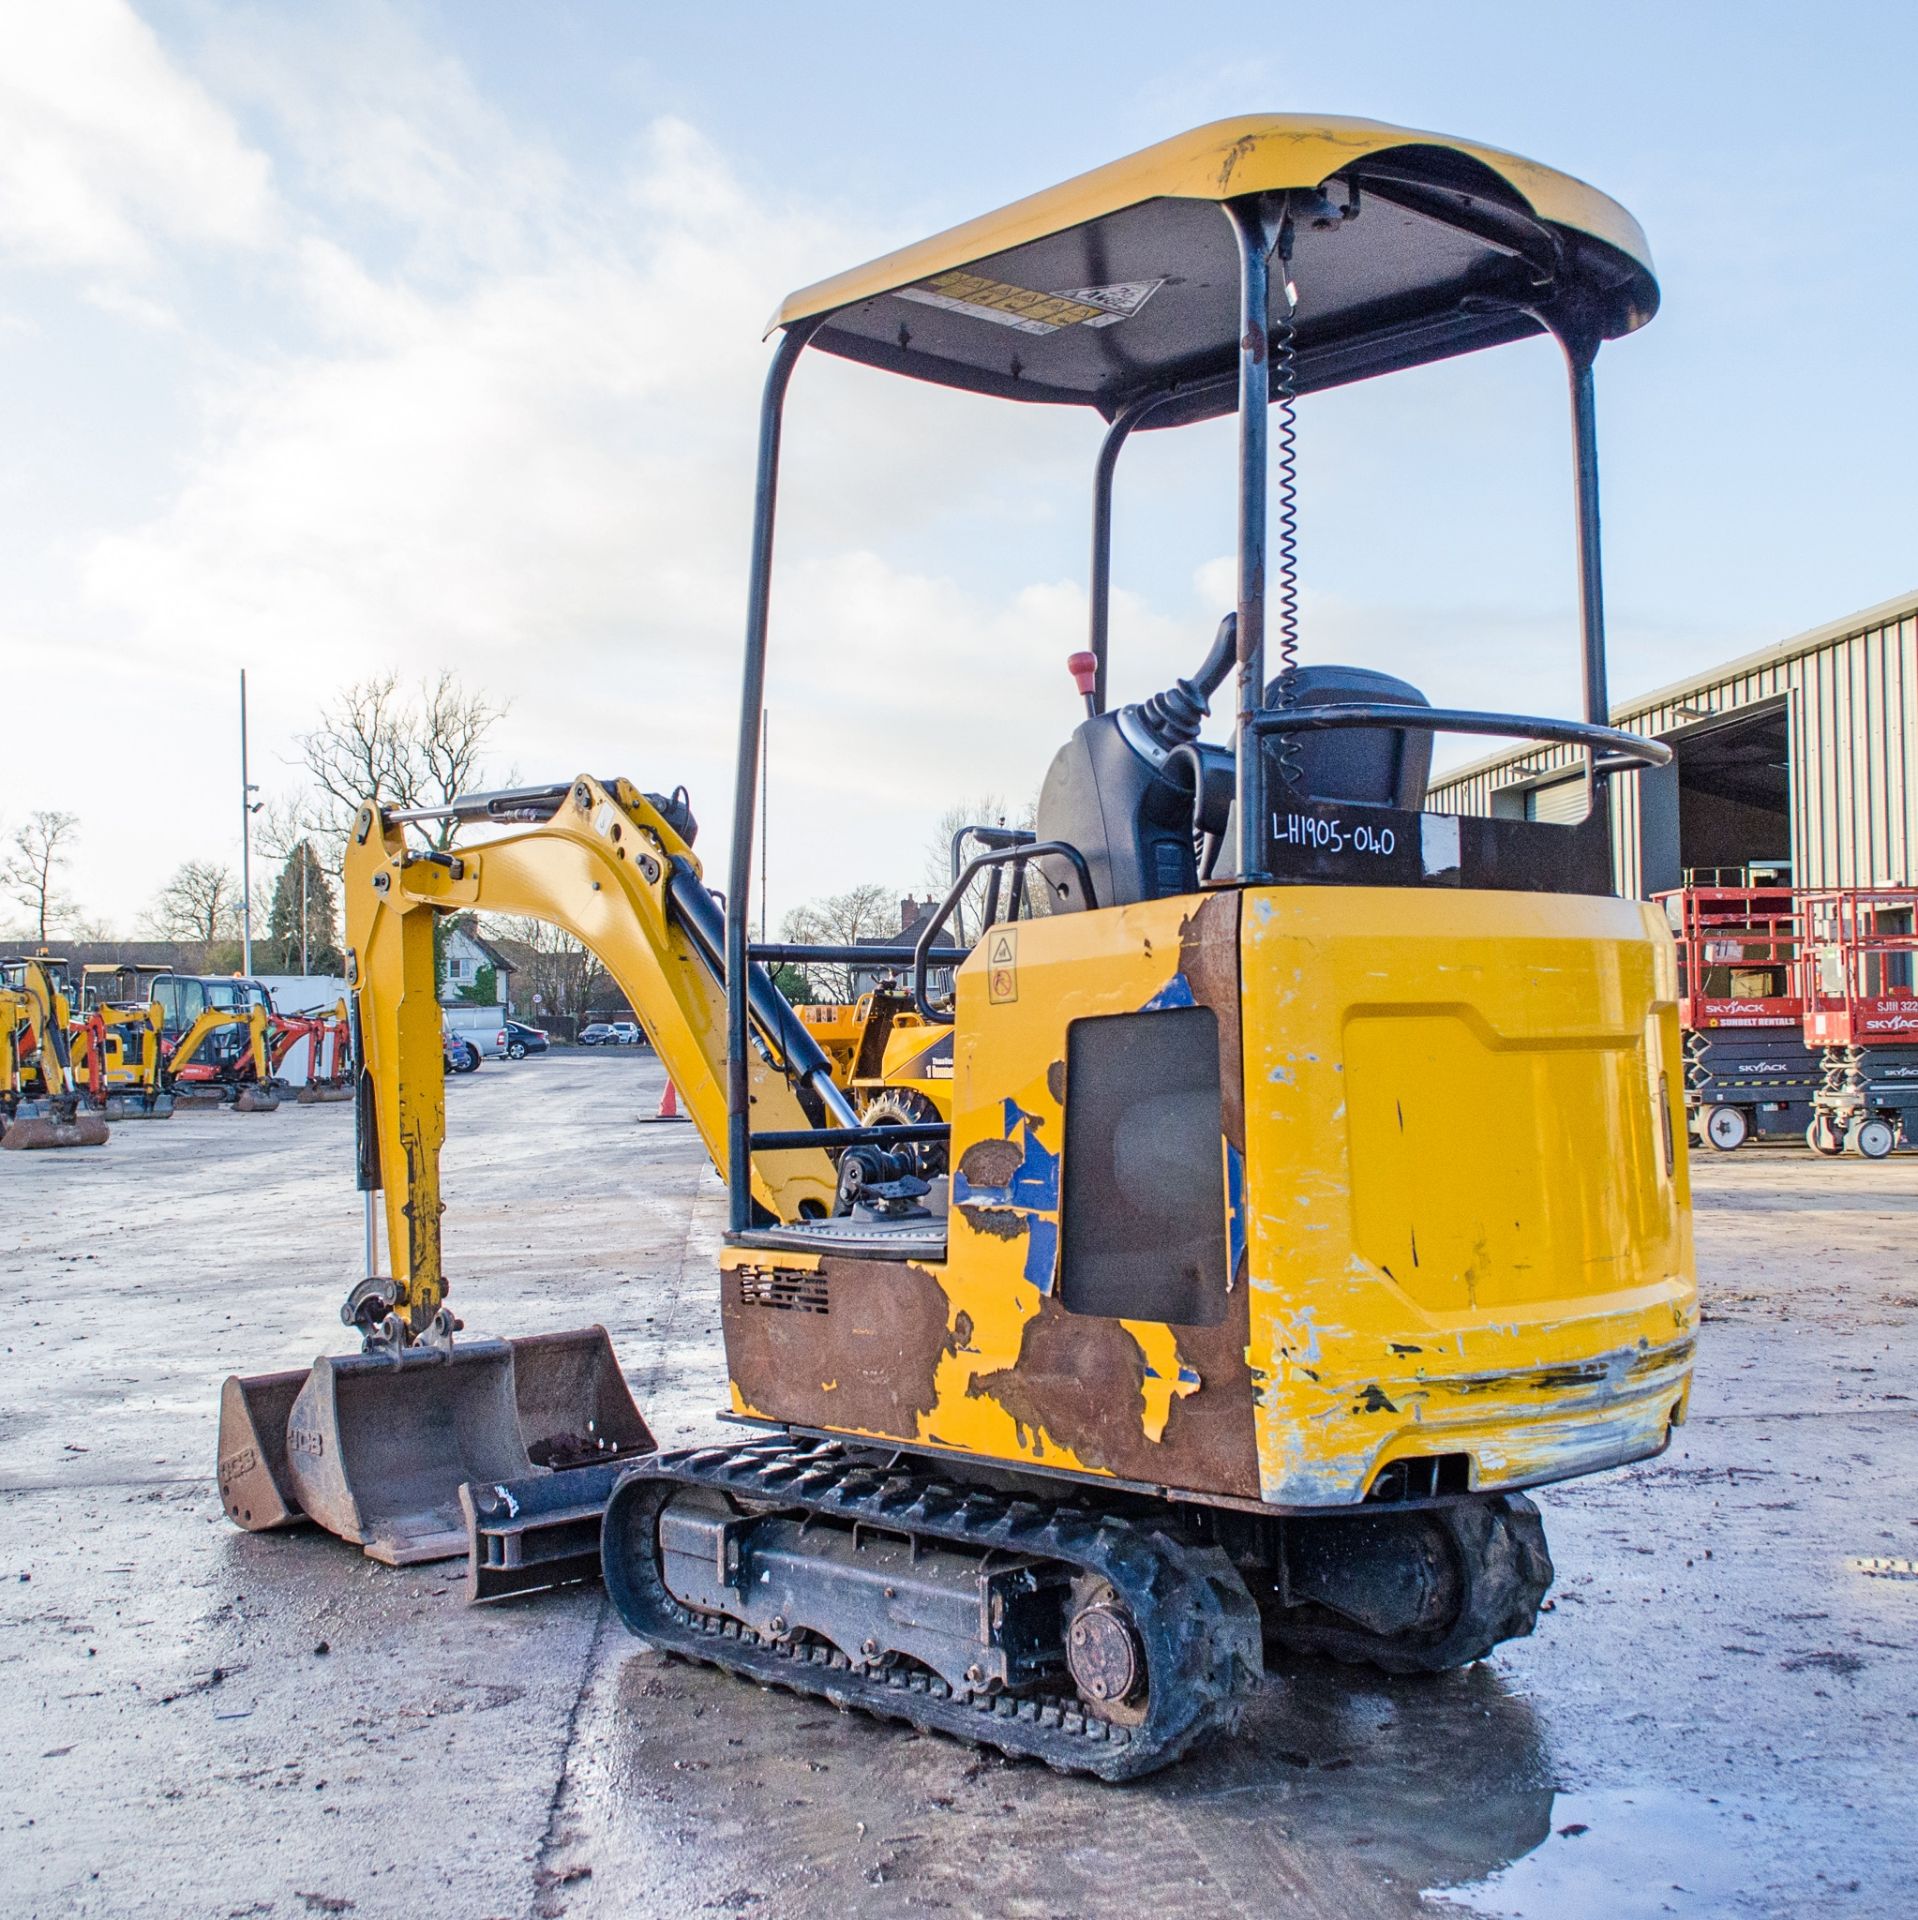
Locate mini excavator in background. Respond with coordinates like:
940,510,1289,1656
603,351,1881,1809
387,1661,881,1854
73,965,175,1120
221,114,1696,1781
1,957,110,1149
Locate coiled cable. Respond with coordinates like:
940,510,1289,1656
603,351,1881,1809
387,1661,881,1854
1271,213,1303,792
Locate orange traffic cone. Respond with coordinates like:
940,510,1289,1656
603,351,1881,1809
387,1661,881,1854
649,1078,689,1123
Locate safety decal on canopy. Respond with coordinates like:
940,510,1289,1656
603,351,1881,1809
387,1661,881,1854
896,271,1163,336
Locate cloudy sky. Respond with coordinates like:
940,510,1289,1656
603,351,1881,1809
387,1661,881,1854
5,0,1916,934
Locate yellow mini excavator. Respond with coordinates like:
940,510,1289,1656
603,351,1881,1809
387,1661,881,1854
1,957,111,1149
153,974,280,1112
74,965,174,1120
222,114,1694,1780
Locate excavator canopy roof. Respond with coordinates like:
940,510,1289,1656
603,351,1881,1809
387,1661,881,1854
771,115,1657,422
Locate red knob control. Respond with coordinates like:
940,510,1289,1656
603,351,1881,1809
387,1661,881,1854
1066,651,1099,697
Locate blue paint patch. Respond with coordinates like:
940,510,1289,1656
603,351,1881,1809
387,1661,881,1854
986,1099,1059,1211
1023,1214,1058,1292
1143,971,1197,1011
955,1097,1062,1274
1176,1366,1201,1386
1226,1141,1246,1280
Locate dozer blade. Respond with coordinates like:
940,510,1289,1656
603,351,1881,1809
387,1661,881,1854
225,1325,651,1568
102,1093,173,1120
463,1461,631,1603
296,1084,354,1104
2,1107,110,1149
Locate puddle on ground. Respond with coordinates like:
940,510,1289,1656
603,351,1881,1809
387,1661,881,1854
1437,1785,1757,1917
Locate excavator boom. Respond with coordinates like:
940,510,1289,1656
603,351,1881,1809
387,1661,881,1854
221,775,918,1563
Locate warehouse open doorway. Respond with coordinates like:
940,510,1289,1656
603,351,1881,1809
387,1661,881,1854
1674,699,1792,881
1636,697,1793,892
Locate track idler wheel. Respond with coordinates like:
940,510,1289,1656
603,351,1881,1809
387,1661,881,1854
1264,1493,1554,1675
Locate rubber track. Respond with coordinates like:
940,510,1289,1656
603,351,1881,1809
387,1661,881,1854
602,1437,1262,1781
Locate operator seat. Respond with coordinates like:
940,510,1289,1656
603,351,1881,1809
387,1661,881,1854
1034,654,1432,910
1269,663,1433,812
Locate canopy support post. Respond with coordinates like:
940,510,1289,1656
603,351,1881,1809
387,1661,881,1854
1562,338,1609,731
726,320,818,1235
1087,395,1163,714
1225,197,1282,883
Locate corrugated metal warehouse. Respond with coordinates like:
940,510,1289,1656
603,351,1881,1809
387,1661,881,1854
1427,588,1918,898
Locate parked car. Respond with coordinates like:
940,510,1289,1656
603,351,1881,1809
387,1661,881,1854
496,1021,551,1060
580,1020,643,1046
442,1029,481,1074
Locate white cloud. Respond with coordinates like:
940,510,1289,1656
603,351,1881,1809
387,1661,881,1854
24,9,1580,935
73,93,1154,917
0,0,273,277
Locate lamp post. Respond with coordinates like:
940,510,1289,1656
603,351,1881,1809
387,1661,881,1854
239,670,261,975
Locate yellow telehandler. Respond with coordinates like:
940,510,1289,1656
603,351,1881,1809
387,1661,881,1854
221,114,1693,1780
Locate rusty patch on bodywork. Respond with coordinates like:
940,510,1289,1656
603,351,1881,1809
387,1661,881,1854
961,1207,1028,1241
968,1288,1261,1496
724,1255,959,1438
958,1138,1024,1189
1179,891,1244,1151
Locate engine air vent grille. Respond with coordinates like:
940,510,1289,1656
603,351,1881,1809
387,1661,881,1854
738,1266,830,1314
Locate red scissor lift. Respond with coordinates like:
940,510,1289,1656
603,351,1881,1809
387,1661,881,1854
1658,883,1822,1151
1800,887,1918,1158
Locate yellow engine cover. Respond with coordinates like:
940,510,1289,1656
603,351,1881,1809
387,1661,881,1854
1238,885,1694,1506
722,884,1695,1513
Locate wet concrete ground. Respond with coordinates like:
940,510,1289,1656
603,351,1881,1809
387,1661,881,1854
2,1052,1913,1919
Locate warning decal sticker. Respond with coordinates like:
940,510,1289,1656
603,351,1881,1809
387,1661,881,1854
896,272,1163,337
986,926,1019,1005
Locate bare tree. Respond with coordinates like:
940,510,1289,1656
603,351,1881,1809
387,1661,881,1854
484,915,596,1029
143,861,241,943
253,790,316,867
778,881,902,1000
921,792,1044,940
300,671,506,855
2,810,80,944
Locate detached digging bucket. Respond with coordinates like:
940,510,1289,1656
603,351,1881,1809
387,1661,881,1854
217,1325,650,1566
